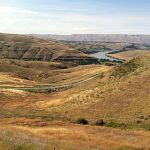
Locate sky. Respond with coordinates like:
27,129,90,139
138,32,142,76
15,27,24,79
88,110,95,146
0,0,150,34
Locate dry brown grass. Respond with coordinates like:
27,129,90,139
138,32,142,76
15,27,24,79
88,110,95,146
56,54,150,124
0,33,92,62
0,59,109,84
0,124,150,150
0,52,150,150
0,61,109,122
108,50,150,61
0,72,36,87
0,54,149,123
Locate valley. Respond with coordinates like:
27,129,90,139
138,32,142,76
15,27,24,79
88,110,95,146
0,33,150,150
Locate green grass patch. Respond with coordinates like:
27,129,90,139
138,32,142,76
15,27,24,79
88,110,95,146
110,58,141,78
104,121,150,131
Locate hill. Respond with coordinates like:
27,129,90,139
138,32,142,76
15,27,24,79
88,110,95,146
108,49,150,61
0,59,106,85
0,36,150,150
0,33,97,64
57,53,150,126
0,53,150,150
32,34,150,44
63,41,131,54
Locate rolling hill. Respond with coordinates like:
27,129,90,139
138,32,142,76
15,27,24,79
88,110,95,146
108,49,150,61
32,34,150,44
0,33,150,150
0,52,150,150
0,33,97,64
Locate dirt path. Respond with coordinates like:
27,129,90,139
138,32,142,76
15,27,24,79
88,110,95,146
0,71,104,93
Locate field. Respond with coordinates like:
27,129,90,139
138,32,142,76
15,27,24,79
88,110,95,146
0,44,150,149
108,50,150,61
0,59,108,85
1,124,150,150
0,59,110,120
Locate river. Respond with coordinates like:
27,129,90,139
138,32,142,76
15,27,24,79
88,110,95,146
90,50,123,62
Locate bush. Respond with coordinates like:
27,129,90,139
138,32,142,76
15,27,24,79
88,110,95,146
95,119,105,126
110,58,141,78
76,117,88,125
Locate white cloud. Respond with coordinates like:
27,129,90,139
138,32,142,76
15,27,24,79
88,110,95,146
0,6,36,14
0,5,149,34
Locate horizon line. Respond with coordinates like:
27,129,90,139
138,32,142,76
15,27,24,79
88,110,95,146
1,32,150,36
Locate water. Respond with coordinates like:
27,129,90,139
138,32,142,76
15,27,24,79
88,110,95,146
90,50,122,61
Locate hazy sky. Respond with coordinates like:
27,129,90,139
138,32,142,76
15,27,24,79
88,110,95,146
0,0,150,34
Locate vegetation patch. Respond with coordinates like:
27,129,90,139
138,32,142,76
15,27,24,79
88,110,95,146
76,117,89,125
95,119,105,126
104,121,150,131
105,122,129,129
110,58,141,78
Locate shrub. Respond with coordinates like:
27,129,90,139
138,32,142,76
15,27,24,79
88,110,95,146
76,117,88,125
95,119,105,126
110,58,141,78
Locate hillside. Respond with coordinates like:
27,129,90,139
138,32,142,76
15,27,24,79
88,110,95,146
0,35,149,149
64,41,131,54
0,59,106,85
57,54,150,125
0,33,97,64
0,52,150,150
108,49,150,61
32,34,150,44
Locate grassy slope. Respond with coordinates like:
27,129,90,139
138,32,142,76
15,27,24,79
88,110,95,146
65,41,130,54
0,33,93,61
49,53,150,127
0,53,150,150
0,59,105,85
1,124,150,150
0,60,109,120
1,54,149,125
108,50,150,61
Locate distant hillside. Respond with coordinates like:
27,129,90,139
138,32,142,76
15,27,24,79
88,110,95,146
0,33,97,64
63,41,131,54
32,34,150,44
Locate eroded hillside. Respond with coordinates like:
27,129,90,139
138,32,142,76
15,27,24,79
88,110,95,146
0,38,150,149
0,33,97,64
